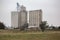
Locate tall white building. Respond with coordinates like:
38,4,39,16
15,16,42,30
11,3,42,29
18,5,27,28
11,11,19,28
11,5,27,28
29,9,42,28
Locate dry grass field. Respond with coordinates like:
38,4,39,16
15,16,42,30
0,29,60,40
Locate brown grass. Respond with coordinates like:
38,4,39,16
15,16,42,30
0,29,60,40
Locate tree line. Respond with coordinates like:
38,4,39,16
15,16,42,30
0,21,60,32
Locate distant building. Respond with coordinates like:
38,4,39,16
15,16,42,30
11,5,27,28
18,5,27,28
11,3,42,29
29,10,42,28
11,11,18,28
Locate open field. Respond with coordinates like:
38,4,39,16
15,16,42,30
0,29,60,40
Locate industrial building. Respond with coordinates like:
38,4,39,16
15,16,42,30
11,3,42,29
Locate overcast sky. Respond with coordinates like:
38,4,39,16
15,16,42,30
0,0,60,27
